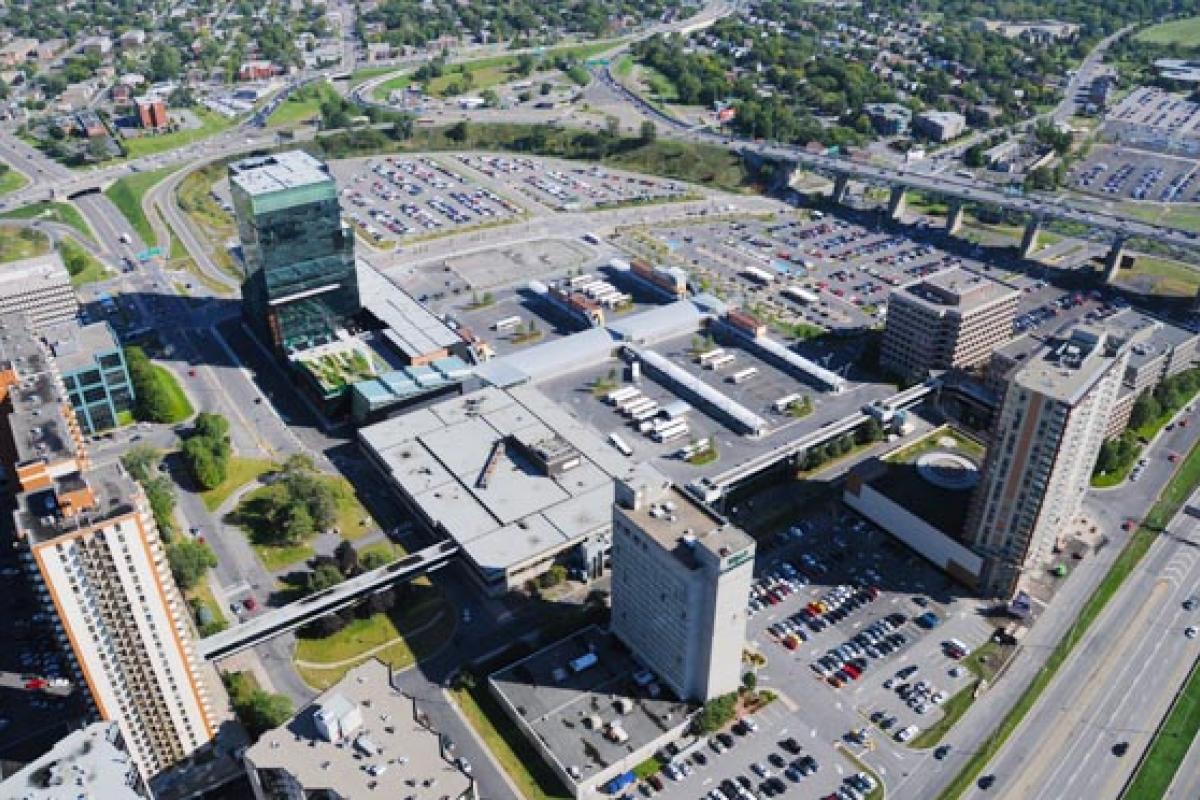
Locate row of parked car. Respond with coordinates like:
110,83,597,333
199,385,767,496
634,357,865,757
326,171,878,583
747,562,808,616
811,613,909,688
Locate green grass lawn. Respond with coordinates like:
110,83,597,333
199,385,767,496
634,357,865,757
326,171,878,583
636,62,680,103
348,65,396,88
187,578,227,637
0,202,94,240
121,109,234,159
938,437,1200,800
1117,255,1200,298
176,164,242,281
199,456,277,512
104,166,179,245
0,227,50,263
1135,16,1200,46
268,81,338,127
231,473,375,571
0,166,27,195
146,363,193,423
1124,655,1200,796
379,41,618,101
59,238,111,287
357,540,407,565
293,588,448,689
886,425,986,463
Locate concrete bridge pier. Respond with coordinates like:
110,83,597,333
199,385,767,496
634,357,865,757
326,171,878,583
887,186,907,221
1104,237,1128,283
831,173,851,205
1019,217,1042,259
946,200,965,236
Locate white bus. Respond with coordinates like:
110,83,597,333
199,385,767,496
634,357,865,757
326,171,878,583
774,393,803,413
741,266,775,285
608,432,633,456
653,423,691,443
728,367,758,384
492,315,522,332
623,398,658,417
782,286,820,305
696,348,727,366
615,393,647,411
568,273,594,288
630,404,661,422
607,386,640,405
705,353,736,370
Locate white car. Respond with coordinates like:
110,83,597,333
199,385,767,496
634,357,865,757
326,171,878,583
895,725,919,743
1186,626,1198,639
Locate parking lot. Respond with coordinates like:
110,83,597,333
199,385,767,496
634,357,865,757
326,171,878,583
0,534,89,764
622,214,1005,335
642,501,995,800
327,155,527,247
452,153,693,211
1070,145,1199,202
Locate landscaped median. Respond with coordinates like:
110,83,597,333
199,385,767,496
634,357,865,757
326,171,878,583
937,437,1200,800
104,165,179,245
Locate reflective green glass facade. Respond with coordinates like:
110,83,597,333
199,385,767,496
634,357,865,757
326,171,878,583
231,153,360,353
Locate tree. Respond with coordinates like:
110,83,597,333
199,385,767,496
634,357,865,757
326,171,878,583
693,692,738,734
858,418,885,445
283,503,315,544
304,562,344,595
539,81,552,96
742,671,757,691
182,437,224,490
167,539,217,591
334,541,360,576
481,88,500,108
148,43,182,82
193,412,230,443
235,690,294,737
122,444,161,482
639,119,657,144
1129,392,1162,430
361,549,391,570
516,52,538,76
86,136,109,161
446,120,469,142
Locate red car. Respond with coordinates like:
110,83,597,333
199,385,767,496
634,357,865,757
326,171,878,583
243,596,257,611
24,678,46,690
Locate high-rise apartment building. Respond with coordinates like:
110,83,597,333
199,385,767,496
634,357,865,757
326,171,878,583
42,318,135,434
881,268,1019,381
0,316,215,780
230,150,360,354
966,325,1128,596
610,465,755,702
0,722,149,799
0,252,78,327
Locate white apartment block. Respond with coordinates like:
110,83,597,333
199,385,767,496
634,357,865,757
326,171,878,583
2,316,216,780
0,253,79,327
610,465,755,702
967,325,1128,596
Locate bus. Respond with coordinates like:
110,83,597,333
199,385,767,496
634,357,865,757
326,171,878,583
774,393,803,413
696,348,727,367
782,286,820,305
630,404,661,422
728,367,759,384
606,386,640,405
741,266,775,285
608,433,633,456
705,353,736,370
653,422,690,443
492,316,522,332
568,273,594,288
623,398,657,417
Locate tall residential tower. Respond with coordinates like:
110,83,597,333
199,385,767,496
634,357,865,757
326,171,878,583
966,325,1128,596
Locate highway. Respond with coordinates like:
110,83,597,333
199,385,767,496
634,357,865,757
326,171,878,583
881,416,1200,800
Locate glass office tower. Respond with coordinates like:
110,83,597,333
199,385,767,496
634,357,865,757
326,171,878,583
230,151,360,353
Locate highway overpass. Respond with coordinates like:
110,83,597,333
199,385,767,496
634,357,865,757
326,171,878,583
197,540,459,661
